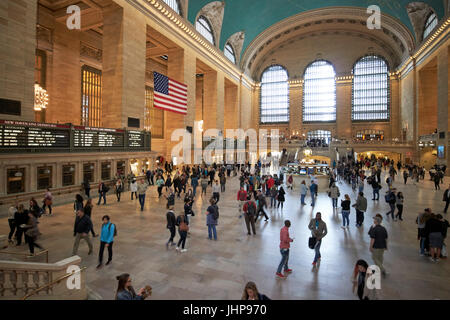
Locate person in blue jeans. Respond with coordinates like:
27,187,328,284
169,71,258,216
309,181,318,207
340,194,351,228
206,198,218,240
276,220,294,279
308,212,328,266
137,180,147,211
300,180,308,205
97,182,107,205
191,175,199,197
96,215,115,269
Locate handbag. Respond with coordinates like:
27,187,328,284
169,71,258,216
308,236,317,249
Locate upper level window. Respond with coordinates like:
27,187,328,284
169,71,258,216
303,60,336,122
163,0,181,15
196,16,215,45
352,55,390,121
224,43,236,64
423,12,438,39
81,65,102,127
260,65,289,124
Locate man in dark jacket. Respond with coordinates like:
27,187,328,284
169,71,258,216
385,189,396,220
14,204,29,246
371,179,381,200
434,172,441,190
166,206,177,248
72,208,93,255
444,184,450,214
255,191,269,222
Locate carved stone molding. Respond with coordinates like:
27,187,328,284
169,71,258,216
36,24,52,46
80,42,103,62
406,2,434,43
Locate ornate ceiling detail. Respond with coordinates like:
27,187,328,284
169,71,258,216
406,2,434,43
195,1,225,47
225,31,245,64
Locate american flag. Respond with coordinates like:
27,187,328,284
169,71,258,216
153,71,187,115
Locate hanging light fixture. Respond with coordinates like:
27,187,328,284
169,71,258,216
34,83,49,111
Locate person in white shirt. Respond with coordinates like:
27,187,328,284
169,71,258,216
212,180,221,204
130,179,138,200
8,204,17,243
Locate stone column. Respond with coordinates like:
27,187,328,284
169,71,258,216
336,81,352,139
289,84,302,136
436,49,449,170
203,70,218,131
102,3,146,129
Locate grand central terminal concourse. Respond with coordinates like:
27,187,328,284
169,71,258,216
0,0,450,305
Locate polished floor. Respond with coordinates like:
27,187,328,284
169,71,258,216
1,169,449,300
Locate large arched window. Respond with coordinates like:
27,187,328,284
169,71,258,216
352,55,390,121
163,0,181,15
303,60,336,122
423,12,438,39
196,16,215,45
224,43,236,64
260,65,289,124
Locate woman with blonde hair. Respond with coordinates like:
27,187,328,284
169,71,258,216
241,282,270,300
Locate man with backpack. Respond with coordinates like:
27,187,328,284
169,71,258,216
243,197,257,235
237,187,248,219
97,215,116,269
385,188,397,220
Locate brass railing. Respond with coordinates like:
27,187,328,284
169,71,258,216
0,249,48,263
21,266,87,300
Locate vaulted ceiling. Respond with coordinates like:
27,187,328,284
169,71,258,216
188,0,445,52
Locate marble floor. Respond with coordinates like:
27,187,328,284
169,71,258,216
1,170,449,300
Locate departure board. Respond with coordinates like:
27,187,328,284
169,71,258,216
0,124,70,148
73,129,124,148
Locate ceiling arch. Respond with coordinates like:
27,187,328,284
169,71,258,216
188,0,445,53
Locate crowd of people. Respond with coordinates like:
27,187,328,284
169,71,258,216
4,155,449,300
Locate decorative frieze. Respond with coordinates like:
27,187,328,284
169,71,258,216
80,42,102,62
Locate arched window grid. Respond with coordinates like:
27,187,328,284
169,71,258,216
423,12,438,39
351,55,390,122
302,60,336,123
224,43,236,64
196,15,215,45
259,65,290,124
162,0,181,16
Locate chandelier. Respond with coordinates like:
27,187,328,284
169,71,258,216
34,83,49,111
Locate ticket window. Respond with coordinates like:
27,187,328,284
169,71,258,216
83,163,95,183
101,162,111,181
62,165,75,186
117,161,125,177
7,168,25,194
37,166,52,190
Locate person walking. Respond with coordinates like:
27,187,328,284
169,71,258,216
165,188,175,209
425,214,445,262
417,208,432,256
277,186,286,209
175,213,189,252
212,180,221,204
368,215,388,276
351,259,379,300
166,206,177,248
241,197,256,236
241,282,270,300
220,174,226,192
82,179,91,199
191,175,199,197
308,212,328,266
7,205,17,244
255,190,269,222
22,211,44,256
156,176,165,198
130,179,138,200
269,186,278,208
433,172,441,190
42,188,53,215
72,208,93,256
395,192,404,221
371,179,381,201
200,175,209,197
206,198,219,241
137,180,148,211
403,170,408,185
309,181,318,207
329,183,340,208
275,220,294,278
300,180,308,205
14,204,29,246
443,184,450,214
74,194,84,213
97,181,107,205
237,186,248,218
96,215,116,269
385,189,396,220
353,192,367,227
341,194,351,229
84,198,97,237
115,179,123,202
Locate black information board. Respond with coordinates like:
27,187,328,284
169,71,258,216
128,131,145,148
0,125,70,148
73,130,124,148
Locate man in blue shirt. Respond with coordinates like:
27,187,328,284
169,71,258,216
310,181,318,207
97,215,115,269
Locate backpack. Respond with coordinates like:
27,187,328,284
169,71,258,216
212,205,219,220
108,223,117,237
246,201,256,216
384,193,393,203
179,216,189,232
